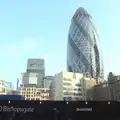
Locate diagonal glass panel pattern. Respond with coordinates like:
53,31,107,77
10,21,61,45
68,35,90,71
67,7,104,83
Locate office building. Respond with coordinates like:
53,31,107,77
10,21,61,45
0,80,13,95
44,76,54,89
67,7,104,84
22,58,45,87
87,78,120,100
19,87,49,100
81,77,96,100
50,71,96,101
22,72,44,87
27,59,45,74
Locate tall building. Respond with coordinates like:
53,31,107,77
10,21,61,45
50,71,96,101
67,7,104,84
27,59,45,74
44,76,54,89
22,58,45,88
22,72,44,87
19,58,50,100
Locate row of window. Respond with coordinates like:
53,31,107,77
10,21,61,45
63,78,71,81
27,69,45,74
21,92,49,94
24,94,49,97
63,81,82,86
21,88,49,92
63,83,71,86
22,93,49,96
63,92,82,96
25,98,49,100
63,88,82,91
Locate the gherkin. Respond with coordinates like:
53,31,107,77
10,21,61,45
67,7,104,83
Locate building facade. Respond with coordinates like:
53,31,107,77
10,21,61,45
22,72,44,87
22,58,45,88
67,7,104,84
44,76,54,89
0,80,13,95
87,79,120,101
81,77,96,100
27,59,45,74
19,87,49,100
50,71,96,101
7,90,18,95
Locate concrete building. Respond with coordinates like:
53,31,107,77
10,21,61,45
44,76,54,89
19,87,49,100
22,72,44,87
50,72,96,101
0,80,13,95
21,58,45,88
18,58,49,100
7,90,18,95
81,77,96,100
87,79,120,100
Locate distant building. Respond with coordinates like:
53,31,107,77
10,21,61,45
7,90,18,95
0,80,13,95
22,72,44,87
81,77,96,100
87,79,120,100
111,75,120,81
44,76,54,89
27,59,45,74
21,58,45,88
50,71,96,101
19,87,49,100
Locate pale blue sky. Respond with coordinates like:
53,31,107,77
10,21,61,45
0,0,120,88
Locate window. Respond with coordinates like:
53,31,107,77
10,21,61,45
64,92,71,95
22,88,26,91
74,93,82,96
63,78,71,81
75,83,81,87
63,82,71,86
78,88,81,91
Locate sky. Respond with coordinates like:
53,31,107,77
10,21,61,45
0,0,120,88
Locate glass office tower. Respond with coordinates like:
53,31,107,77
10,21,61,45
22,59,45,87
67,7,104,83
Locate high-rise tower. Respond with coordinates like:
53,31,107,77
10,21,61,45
22,59,45,87
67,7,104,83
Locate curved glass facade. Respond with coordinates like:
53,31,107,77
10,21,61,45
67,7,104,83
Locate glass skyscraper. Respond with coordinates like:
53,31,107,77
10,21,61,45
22,59,45,88
67,7,104,83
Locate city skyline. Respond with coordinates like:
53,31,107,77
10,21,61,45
0,0,120,88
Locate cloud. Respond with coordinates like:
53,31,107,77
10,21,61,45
5,38,39,58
